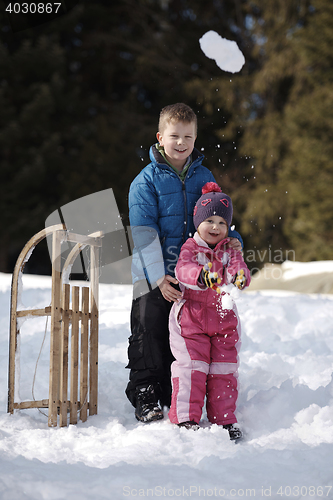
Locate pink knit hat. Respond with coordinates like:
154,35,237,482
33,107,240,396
193,182,233,230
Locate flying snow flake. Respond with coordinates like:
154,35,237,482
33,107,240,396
199,30,245,73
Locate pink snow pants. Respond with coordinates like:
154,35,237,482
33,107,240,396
168,295,240,426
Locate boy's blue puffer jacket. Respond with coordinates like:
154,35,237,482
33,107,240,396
128,144,243,284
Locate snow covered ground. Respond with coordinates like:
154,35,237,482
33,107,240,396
1,268,333,500
248,260,333,294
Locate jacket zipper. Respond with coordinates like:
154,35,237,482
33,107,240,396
181,167,192,243
161,159,196,244
181,181,187,243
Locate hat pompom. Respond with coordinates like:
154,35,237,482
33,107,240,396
202,182,222,195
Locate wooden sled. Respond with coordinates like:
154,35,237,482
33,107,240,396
8,224,103,427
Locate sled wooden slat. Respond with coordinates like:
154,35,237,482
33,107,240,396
13,400,88,411
16,307,52,317
64,232,103,247
15,308,91,320
70,286,80,425
89,244,99,416
80,287,89,422
8,226,102,427
14,400,49,409
48,231,63,427
59,284,70,427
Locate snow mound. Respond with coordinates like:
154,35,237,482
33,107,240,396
248,260,333,294
282,260,333,280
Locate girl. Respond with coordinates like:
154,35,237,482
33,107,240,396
168,182,250,440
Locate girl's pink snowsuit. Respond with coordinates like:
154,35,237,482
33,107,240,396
168,232,251,426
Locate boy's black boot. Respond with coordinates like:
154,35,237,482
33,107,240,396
223,423,243,441
135,384,164,423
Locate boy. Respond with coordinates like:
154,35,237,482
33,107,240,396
126,103,242,422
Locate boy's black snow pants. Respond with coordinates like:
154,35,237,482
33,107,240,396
125,281,175,408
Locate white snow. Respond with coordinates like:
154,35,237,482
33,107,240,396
199,31,245,73
1,270,333,499
281,260,333,281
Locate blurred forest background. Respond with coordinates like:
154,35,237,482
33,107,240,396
0,0,333,276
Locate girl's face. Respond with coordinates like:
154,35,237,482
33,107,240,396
197,215,228,246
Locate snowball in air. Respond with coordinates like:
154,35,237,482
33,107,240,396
199,30,245,73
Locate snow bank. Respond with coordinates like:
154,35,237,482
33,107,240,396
248,260,333,294
282,260,333,280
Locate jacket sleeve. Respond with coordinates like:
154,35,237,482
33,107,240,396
128,172,165,283
175,240,203,291
129,172,160,234
226,249,251,288
228,228,243,249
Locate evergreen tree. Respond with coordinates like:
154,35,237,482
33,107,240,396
190,0,333,266
0,0,253,273
239,0,333,262
1,0,332,274
281,0,333,260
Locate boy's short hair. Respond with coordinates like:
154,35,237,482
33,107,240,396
158,103,197,133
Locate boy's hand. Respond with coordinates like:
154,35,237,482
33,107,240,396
227,237,242,252
233,269,246,290
157,275,182,302
201,262,222,294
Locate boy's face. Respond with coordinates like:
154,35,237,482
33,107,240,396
197,215,228,246
156,120,197,171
